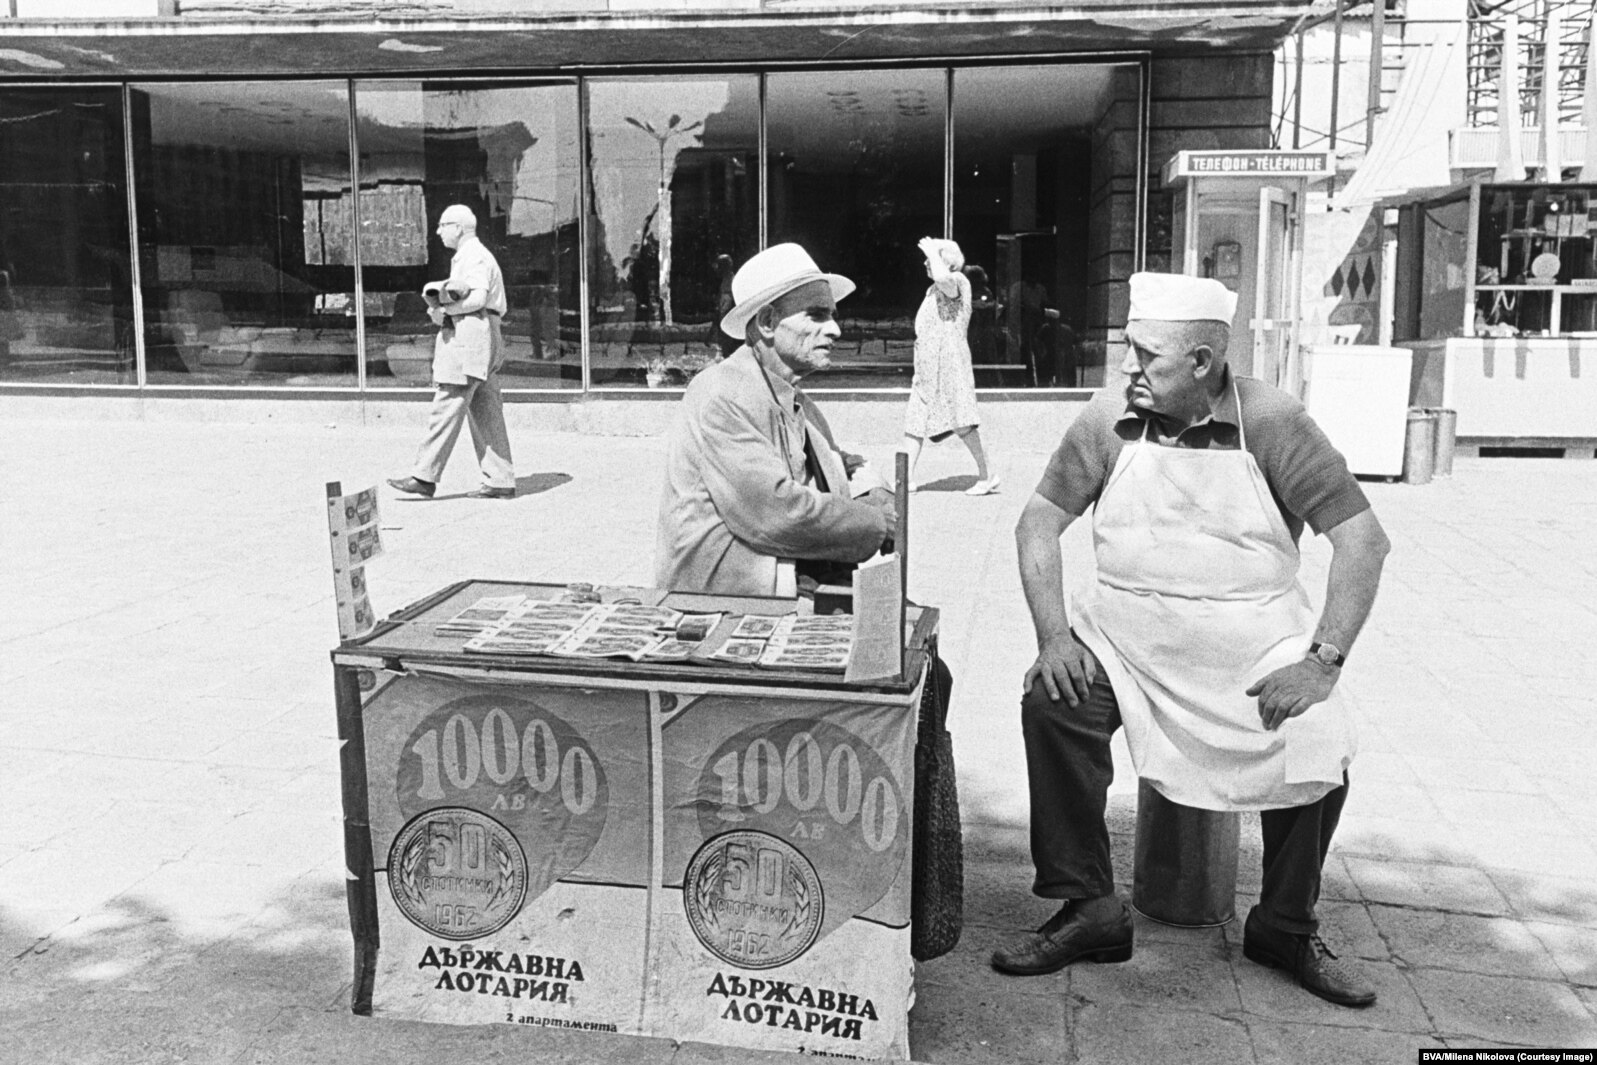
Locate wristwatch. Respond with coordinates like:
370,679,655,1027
1309,641,1346,668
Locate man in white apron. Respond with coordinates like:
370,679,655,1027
992,273,1391,1008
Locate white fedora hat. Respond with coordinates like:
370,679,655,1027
720,243,855,339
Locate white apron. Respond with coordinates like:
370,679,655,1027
1070,383,1356,812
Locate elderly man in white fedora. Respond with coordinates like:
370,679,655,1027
995,272,1391,1009
389,203,516,501
654,242,896,597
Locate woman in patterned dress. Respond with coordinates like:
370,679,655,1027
901,237,998,495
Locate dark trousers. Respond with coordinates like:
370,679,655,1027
1021,673,1346,936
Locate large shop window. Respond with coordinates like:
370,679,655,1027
766,69,945,389
587,77,758,389
953,65,1107,389
132,82,357,386
358,81,582,390
0,88,133,385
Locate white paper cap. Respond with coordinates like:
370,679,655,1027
1127,272,1237,326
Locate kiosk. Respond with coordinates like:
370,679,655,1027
1385,180,1597,456
1163,150,1334,397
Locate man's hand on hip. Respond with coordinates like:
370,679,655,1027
1246,660,1337,731
1024,632,1099,708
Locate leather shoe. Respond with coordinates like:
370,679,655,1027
1243,906,1376,1008
467,485,516,499
387,476,435,498
990,898,1133,975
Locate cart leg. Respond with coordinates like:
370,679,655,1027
335,664,380,1015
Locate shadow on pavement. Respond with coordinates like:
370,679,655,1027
914,475,980,494
912,803,1597,1063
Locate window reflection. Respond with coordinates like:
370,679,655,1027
0,88,132,385
587,77,757,388
132,82,356,386
357,81,581,390
767,69,944,388
953,65,1113,388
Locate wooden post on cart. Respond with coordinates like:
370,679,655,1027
895,451,909,681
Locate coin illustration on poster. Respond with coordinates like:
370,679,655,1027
683,829,824,969
389,807,529,940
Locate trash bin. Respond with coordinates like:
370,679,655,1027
1403,407,1437,485
1429,408,1457,477
1131,780,1240,927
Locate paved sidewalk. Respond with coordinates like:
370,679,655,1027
1,412,1594,1063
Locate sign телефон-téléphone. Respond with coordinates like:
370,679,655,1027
1162,150,1335,185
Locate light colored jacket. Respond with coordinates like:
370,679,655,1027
433,235,508,384
654,348,889,596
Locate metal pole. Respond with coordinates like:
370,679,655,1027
577,78,592,392
1367,0,1387,148
758,73,768,249
121,85,147,388
894,451,908,682
1294,28,1305,149
1331,0,1344,152
943,66,954,238
348,81,366,395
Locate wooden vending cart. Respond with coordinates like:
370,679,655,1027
332,579,938,1060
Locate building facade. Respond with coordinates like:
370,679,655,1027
1,2,1301,410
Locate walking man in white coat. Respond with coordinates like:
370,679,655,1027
389,204,516,500
994,273,1391,1008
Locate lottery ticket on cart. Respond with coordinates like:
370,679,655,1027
708,638,767,665
730,614,784,639
757,642,851,672
784,614,856,635
639,638,702,661
549,629,662,661
434,595,531,637
464,619,578,656
519,601,602,625
597,604,683,631
459,599,597,654
757,613,854,671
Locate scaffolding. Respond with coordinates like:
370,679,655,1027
1276,0,1594,154
1465,0,1593,129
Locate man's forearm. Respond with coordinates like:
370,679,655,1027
1315,511,1390,657
1016,524,1071,647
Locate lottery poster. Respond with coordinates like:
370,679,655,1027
646,684,921,1059
362,675,651,1034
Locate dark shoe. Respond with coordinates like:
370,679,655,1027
990,899,1134,975
387,476,435,498
467,485,515,499
1243,906,1376,1008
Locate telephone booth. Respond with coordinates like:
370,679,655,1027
1164,150,1333,396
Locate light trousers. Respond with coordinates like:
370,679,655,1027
412,374,515,489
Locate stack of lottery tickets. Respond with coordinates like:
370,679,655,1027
707,614,784,665
706,614,855,672
434,595,530,637
462,601,698,660
462,600,601,655
758,614,855,671
549,604,683,660
452,599,855,670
